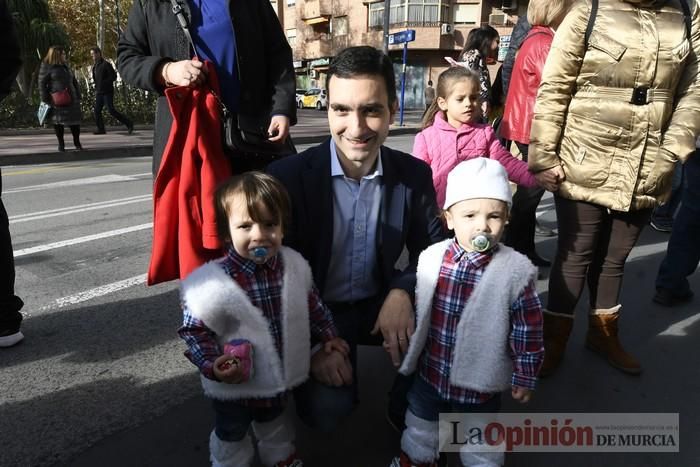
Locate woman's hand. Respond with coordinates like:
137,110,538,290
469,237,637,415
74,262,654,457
161,59,207,87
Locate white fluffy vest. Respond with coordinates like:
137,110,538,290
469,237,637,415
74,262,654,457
181,247,313,400
400,239,537,393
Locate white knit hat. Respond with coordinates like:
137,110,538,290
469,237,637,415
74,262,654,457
443,158,512,210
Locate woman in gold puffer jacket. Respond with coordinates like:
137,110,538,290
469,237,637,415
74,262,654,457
528,0,700,376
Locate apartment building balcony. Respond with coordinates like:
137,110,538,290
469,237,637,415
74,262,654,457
299,35,333,59
302,0,332,25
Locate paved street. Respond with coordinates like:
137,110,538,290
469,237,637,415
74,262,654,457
0,133,699,467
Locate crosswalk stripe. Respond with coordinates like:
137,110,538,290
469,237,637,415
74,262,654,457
14,223,152,257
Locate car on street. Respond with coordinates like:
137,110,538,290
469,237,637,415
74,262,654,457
297,88,327,110
295,88,306,108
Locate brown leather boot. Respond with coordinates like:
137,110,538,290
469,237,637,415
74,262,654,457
585,307,642,375
539,310,574,377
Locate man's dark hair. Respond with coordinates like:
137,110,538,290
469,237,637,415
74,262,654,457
326,46,396,108
461,25,499,60
91,47,102,55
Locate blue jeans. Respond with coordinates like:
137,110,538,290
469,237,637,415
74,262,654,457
94,92,132,132
211,399,285,442
407,375,502,422
656,151,700,294
293,296,413,431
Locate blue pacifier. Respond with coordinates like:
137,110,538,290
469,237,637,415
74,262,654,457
470,233,494,253
250,247,269,263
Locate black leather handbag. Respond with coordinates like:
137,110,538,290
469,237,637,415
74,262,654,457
223,112,296,168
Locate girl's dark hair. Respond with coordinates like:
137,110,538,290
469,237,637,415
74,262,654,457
214,172,291,243
422,66,480,129
460,25,500,60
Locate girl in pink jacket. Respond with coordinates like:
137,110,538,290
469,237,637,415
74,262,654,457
414,66,538,208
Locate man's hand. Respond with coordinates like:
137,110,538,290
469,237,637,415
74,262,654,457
310,349,353,387
511,386,532,403
213,354,247,384
371,289,415,367
534,166,565,192
267,115,290,143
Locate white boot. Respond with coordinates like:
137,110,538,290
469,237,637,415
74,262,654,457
252,413,296,466
209,430,254,467
400,410,439,464
459,447,504,467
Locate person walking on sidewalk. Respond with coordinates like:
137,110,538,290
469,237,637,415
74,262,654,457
0,0,25,347
528,0,700,376
90,47,133,135
38,46,83,152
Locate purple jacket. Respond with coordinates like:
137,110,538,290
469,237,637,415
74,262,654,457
413,112,538,208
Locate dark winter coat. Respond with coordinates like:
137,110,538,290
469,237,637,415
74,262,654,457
38,63,82,126
117,0,297,176
0,0,21,103
92,58,117,95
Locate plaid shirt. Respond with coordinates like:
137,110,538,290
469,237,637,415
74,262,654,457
418,240,543,404
178,247,338,406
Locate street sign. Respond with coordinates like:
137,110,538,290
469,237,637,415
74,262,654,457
388,29,416,45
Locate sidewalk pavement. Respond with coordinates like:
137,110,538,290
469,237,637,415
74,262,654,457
0,109,424,166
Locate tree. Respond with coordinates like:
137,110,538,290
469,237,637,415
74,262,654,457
48,0,133,66
8,0,68,97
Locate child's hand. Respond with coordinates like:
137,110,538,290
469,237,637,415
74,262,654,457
213,354,247,384
323,337,350,357
511,386,532,404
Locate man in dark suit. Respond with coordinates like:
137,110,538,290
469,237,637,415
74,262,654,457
0,0,24,347
268,46,445,431
90,47,133,135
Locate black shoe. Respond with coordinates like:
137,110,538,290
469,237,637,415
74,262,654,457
75,143,83,150
653,288,693,307
93,130,106,135
535,222,557,237
127,123,134,135
0,327,24,347
650,219,673,233
58,144,65,152
527,252,552,268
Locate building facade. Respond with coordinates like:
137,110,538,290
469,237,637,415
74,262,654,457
269,0,526,109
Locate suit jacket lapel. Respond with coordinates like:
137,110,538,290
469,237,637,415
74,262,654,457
302,142,334,292
378,147,405,280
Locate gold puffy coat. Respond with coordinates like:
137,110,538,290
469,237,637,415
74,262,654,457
528,0,700,211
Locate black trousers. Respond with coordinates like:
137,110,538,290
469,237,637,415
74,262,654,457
0,171,23,331
94,92,132,131
503,141,546,255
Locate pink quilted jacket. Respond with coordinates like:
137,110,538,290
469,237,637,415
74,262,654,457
413,112,538,208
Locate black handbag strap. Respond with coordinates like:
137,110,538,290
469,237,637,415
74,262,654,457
169,0,198,59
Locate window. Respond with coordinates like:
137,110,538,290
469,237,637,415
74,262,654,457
332,16,349,36
368,0,448,28
287,0,296,5
270,0,278,14
453,3,479,25
286,28,297,47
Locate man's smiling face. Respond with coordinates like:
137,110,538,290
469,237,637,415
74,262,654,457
326,74,396,178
